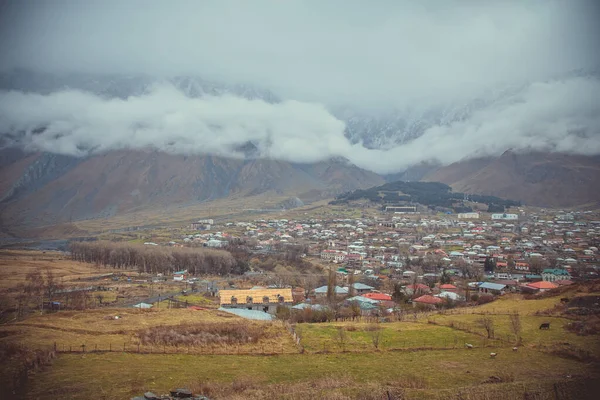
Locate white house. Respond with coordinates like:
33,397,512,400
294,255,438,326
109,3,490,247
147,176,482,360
491,213,519,220
458,212,480,219
542,269,571,282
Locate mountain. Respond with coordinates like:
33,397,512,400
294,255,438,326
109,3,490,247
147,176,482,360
422,151,600,208
330,180,519,211
0,149,384,233
0,69,541,150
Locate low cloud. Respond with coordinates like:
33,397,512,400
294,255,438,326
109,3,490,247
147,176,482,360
1,75,599,174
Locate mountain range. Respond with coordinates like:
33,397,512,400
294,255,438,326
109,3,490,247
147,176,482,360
0,70,599,237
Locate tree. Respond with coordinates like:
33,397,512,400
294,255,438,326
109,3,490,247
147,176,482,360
25,270,45,313
440,269,451,284
477,316,495,339
392,283,407,304
506,255,516,271
347,271,356,297
483,257,496,273
509,312,522,345
334,327,348,352
369,324,382,350
44,268,62,305
326,267,337,303
528,257,548,275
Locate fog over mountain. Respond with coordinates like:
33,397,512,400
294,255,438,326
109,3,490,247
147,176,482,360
1,0,599,174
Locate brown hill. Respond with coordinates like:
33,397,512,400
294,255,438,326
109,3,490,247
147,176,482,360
0,150,383,233
423,151,600,207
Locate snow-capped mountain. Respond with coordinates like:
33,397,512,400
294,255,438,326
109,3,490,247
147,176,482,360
0,69,529,151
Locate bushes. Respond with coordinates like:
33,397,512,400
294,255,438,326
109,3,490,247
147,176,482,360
70,241,238,275
476,294,494,305
565,316,600,336
291,308,335,323
137,322,271,346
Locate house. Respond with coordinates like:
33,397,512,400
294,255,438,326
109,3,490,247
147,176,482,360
404,284,431,297
133,302,153,309
314,285,349,297
346,282,374,295
362,292,392,301
219,288,293,314
439,284,458,292
478,282,507,296
412,295,443,308
525,281,558,292
435,291,462,301
458,212,480,219
291,303,327,312
346,296,380,314
173,270,188,281
491,213,519,220
542,268,571,282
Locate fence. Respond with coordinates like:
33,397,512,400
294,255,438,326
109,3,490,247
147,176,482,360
299,335,507,354
51,341,297,356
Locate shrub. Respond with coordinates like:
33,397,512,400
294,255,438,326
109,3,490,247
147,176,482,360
476,294,494,305
136,322,271,346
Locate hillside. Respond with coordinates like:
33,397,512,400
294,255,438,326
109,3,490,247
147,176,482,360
0,149,384,233
423,151,600,208
330,180,519,211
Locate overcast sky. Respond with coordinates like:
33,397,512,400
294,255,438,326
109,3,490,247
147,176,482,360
0,0,599,172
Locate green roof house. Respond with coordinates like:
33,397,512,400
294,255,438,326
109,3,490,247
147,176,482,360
542,269,571,282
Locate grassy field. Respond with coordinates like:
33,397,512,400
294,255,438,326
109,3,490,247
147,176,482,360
0,250,118,290
173,293,217,307
297,321,487,352
0,307,297,355
26,348,598,400
3,250,600,399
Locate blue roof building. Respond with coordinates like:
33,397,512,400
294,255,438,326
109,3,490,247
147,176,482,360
478,282,507,295
314,285,348,296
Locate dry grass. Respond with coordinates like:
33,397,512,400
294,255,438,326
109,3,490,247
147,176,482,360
298,321,483,352
137,321,273,346
24,348,598,399
0,250,121,291
0,308,297,355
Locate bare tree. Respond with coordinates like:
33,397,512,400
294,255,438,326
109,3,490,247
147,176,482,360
369,324,382,350
509,312,522,345
326,267,337,303
347,270,356,297
477,316,495,339
44,268,62,306
528,257,549,275
25,270,45,313
334,327,348,352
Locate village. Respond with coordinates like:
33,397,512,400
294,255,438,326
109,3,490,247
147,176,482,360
2,204,600,399
155,207,600,319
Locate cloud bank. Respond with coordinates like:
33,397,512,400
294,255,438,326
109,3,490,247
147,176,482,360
1,75,599,174
1,0,599,107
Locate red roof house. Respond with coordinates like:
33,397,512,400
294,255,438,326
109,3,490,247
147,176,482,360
439,284,458,292
526,281,558,291
362,292,392,301
413,295,443,308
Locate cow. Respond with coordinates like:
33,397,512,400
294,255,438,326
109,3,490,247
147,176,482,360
490,353,498,358
539,322,550,330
